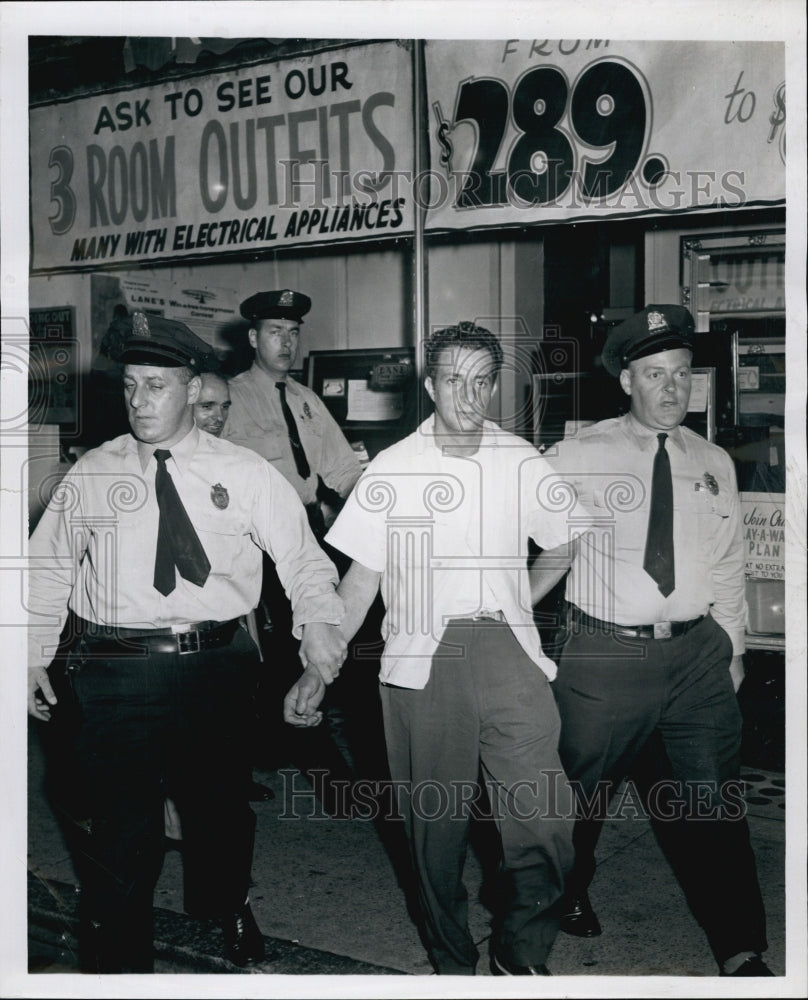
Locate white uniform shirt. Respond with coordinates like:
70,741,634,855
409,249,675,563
224,366,363,506
325,417,576,688
28,426,343,672
550,413,746,654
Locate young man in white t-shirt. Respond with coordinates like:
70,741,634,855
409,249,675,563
285,322,579,976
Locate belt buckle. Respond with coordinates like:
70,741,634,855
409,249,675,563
653,621,672,640
177,630,201,654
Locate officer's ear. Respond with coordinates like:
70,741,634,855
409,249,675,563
619,366,632,397
186,374,202,405
248,327,258,350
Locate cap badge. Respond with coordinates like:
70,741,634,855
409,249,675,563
132,312,151,337
647,310,667,332
210,483,229,510
279,289,295,307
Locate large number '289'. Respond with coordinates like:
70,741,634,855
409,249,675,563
453,60,648,208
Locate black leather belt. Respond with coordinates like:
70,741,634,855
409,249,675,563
79,619,240,656
568,605,705,640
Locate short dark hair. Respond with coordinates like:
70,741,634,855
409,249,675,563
424,322,503,382
197,370,230,396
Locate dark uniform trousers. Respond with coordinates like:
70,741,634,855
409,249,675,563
380,621,574,975
65,622,258,972
553,612,768,964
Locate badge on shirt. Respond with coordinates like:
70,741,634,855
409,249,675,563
693,472,719,496
302,401,312,420
211,483,229,509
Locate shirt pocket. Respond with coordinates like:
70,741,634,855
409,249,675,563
297,410,324,464
234,426,287,463
84,506,156,595
300,406,324,438
687,486,731,519
192,512,246,578
682,487,732,563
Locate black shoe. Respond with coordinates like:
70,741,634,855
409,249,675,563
721,955,774,976
221,903,265,966
248,780,276,802
560,892,602,937
491,951,551,975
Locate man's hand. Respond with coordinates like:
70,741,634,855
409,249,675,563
28,665,56,721
299,621,347,684
729,654,746,693
284,668,326,727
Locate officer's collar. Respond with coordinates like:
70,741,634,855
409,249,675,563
625,412,687,453
136,424,199,473
251,364,300,392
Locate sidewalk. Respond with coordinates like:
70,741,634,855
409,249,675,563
26,719,789,982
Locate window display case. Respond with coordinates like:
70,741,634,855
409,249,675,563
681,228,786,650
305,347,422,462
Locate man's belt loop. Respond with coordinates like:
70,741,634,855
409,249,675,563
449,610,507,625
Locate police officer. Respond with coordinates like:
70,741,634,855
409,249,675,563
223,289,363,815
28,312,346,972
538,305,772,976
223,289,362,527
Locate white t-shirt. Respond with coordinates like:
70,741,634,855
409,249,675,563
325,417,576,688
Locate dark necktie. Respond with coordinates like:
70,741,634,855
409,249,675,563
153,449,211,596
276,382,311,479
643,433,675,597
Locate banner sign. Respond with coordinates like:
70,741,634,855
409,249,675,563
30,41,414,272
424,40,785,232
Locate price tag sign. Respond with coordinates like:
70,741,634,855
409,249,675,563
425,40,785,230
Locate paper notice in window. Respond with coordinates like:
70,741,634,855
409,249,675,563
346,380,404,421
687,371,709,412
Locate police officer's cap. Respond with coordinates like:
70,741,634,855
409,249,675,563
602,305,695,376
117,312,217,371
240,289,311,325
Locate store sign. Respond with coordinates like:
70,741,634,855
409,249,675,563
30,41,414,272
424,40,785,231
28,306,78,426
741,491,785,581
704,250,785,315
117,276,241,348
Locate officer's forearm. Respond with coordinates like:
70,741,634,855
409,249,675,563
529,540,575,605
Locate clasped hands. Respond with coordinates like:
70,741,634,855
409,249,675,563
284,621,346,727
